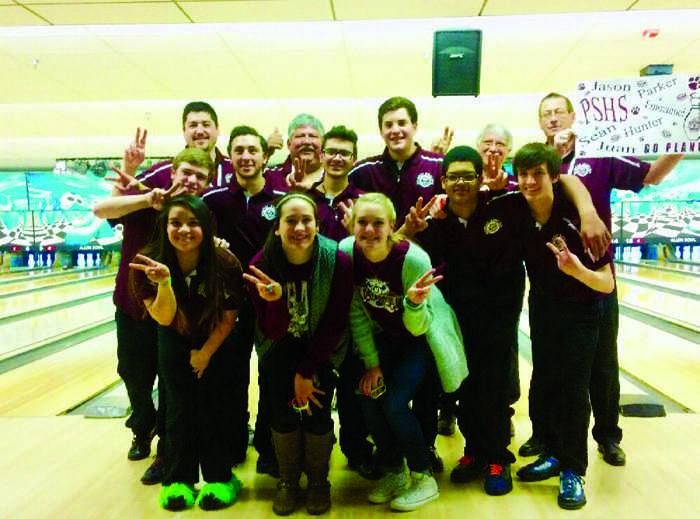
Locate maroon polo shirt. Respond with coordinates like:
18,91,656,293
522,187,613,302
560,150,650,230
138,147,235,191
113,205,158,320
202,177,288,268
308,182,365,242
349,145,444,227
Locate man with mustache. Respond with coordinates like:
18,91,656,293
264,114,326,190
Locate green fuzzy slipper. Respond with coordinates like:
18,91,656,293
196,474,244,511
159,482,196,511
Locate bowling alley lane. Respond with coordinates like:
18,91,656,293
0,275,115,318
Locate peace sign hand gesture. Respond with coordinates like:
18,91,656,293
546,235,584,277
243,265,283,302
406,268,443,306
129,254,171,286
147,180,187,210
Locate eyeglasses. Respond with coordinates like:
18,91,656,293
445,173,479,183
540,108,569,119
480,140,508,150
323,148,353,159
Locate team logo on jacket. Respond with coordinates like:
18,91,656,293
572,163,592,178
360,278,401,313
261,204,277,220
483,219,502,235
416,172,434,188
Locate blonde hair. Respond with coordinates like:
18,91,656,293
351,193,400,246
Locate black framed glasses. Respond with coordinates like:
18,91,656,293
445,173,479,183
323,148,353,159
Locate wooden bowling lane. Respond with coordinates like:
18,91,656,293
0,331,118,417
616,262,700,292
0,268,115,297
0,404,698,519
616,280,700,331
0,276,115,318
617,314,700,412
0,294,115,362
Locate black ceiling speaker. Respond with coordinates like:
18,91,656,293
432,30,482,97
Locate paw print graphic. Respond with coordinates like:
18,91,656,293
631,106,640,115
689,76,699,90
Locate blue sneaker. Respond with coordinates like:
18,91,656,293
484,464,512,496
558,470,586,510
516,454,560,482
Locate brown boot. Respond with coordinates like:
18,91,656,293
304,431,334,515
271,429,303,516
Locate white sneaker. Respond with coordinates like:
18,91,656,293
368,470,408,504
390,471,439,511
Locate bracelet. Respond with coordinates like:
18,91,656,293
157,277,171,286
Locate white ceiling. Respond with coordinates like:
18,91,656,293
0,0,698,167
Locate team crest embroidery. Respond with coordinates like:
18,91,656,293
360,278,401,313
416,172,434,188
261,205,277,221
483,219,502,235
572,163,592,178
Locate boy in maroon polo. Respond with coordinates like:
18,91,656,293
93,147,214,485
203,125,288,476
349,96,444,227
515,143,615,510
137,101,235,191
519,92,684,466
308,125,364,241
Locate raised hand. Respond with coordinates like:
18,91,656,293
242,265,282,301
482,168,508,191
403,196,437,236
339,198,355,233
129,253,170,285
431,126,454,155
546,235,584,276
105,163,145,193
147,180,186,211
553,129,576,157
267,127,284,156
288,156,308,189
406,268,443,305
123,127,148,176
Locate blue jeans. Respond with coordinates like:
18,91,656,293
360,333,435,473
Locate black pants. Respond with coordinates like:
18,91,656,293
590,290,623,444
115,308,163,440
453,274,523,465
528,292,602,476
260,336,336,435
528,291,622,446
158,326,237,485
228,302,255,464
336,348,374,463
